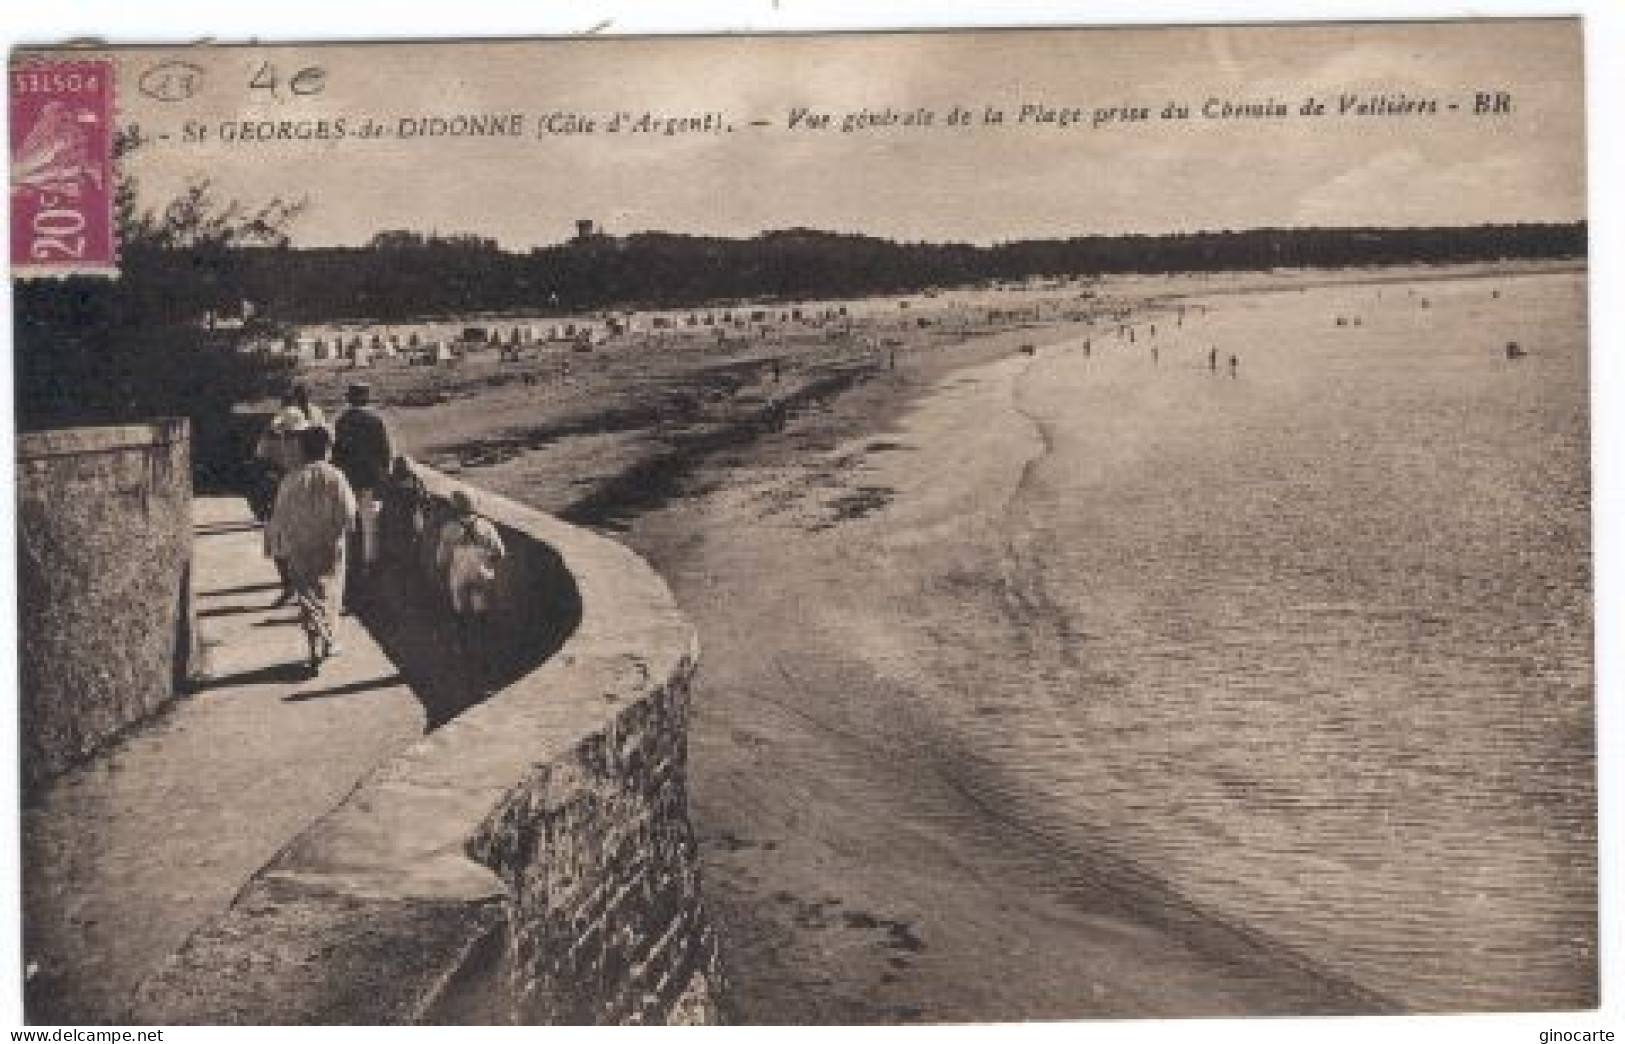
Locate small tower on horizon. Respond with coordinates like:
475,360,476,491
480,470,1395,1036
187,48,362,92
574,219,596,243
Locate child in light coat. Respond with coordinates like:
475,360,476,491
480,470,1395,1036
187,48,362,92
435,490,506,674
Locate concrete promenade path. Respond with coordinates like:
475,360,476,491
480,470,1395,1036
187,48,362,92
22,496,429,1024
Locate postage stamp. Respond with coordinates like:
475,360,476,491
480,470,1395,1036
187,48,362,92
9,57,117,277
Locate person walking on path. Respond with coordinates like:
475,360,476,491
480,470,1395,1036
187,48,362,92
253,385,326,603
1209,347,1218,372
259,384,327,447
282,382,327,431
250,387,322,518
332,382,395,594
435,489,507,684
266,426,357,676
1228,354,1239,379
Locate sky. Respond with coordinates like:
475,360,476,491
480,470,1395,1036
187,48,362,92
90,19,1587,247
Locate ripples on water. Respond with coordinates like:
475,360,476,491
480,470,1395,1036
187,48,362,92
921,272,1593,1011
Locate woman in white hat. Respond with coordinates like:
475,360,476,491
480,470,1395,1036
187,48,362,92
253,385,325,602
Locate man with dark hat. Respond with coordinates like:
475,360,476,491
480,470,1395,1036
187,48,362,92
331,381,395,588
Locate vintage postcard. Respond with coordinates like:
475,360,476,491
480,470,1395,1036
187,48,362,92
9,19,1595,1030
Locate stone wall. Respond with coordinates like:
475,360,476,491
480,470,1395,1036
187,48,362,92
133,461,722,1025
17,420,196,792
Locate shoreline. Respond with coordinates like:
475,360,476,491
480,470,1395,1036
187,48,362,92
616,318,1398,1023
275,255,1584,334
379,259,1589,1021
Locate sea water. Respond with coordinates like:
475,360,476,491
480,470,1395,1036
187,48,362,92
906,270,1593,1011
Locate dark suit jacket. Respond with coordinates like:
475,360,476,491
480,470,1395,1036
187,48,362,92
332,406,394,491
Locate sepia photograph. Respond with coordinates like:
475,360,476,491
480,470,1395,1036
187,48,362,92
5,6,1609,1034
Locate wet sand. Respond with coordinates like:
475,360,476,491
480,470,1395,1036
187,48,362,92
379,260,1591,1022
621,330,1399,1022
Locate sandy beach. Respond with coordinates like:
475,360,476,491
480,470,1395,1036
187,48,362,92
338,259,1592,1021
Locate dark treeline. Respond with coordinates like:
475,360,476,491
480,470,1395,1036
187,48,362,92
232,222,1586,323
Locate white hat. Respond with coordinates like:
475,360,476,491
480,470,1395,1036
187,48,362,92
271,406,312,434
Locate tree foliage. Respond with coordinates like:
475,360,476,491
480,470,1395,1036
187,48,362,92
224,222,1586,324
14,130,304,487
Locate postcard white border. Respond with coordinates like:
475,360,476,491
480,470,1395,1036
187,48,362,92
1,4,1617,1043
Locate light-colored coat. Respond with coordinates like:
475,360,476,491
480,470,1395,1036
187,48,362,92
266,461,357,580
435,514,505,614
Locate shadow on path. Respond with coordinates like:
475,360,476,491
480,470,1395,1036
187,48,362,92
194,521,261,538
284,673,406,703
197,581,281,599
197,603,274,620
351,560,494,731
190,661,311,691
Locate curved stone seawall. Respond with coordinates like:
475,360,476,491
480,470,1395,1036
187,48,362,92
133,461,722,1024
18,420,196,792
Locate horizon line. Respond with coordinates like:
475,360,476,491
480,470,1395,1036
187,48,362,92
266,218,1589,253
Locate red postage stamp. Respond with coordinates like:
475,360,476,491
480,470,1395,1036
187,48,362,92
9,58,117,277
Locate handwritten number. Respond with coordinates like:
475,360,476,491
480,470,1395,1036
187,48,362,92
248,61,325,100
249,61,278,96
